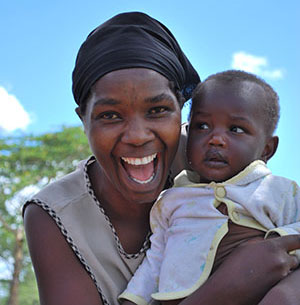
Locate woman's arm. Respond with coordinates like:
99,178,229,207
24,204,102,305
179,235,300,305
123,235,300,305
258,267,300,305
25,203,300,305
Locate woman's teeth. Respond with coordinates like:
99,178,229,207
121,153,157,165
132,173,155,184
121,153,157,184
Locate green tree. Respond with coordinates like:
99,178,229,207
0,126,90,305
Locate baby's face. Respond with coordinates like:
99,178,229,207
187,79,270,183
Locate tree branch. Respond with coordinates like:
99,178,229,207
0,213,16,234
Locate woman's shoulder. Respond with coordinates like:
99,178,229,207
23,158,92,215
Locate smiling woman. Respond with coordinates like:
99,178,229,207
78,68,181,205
22,12,200,305
22,11,300,305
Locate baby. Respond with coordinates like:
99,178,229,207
119,70,300,305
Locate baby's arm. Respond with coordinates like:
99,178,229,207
257,180,300,304
123,235,300,305
262,180,300,285
264,181,300,237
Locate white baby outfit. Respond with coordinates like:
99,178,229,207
119,160,300,305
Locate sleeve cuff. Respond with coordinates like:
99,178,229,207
118,292,149,305
265,228,288,238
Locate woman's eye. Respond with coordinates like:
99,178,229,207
231,126,245,133
98,112,120,120
148,107,168,115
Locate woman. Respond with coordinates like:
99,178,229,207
23,12,300,305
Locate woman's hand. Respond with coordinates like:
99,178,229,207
215,235,299,304
258,267,300,305
180,234,300,305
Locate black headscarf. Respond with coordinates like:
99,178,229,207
72,12,200,108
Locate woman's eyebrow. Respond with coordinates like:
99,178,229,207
93,98,121,106
145,93,174,104
91,94,174,108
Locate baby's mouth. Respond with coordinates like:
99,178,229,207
121,153,158,184
204,150,228,167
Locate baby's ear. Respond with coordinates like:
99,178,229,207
261,136,279,163
185,123,189,134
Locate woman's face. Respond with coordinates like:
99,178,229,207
81,68,181,204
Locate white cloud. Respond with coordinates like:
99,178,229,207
0,87,31,132
231,52,284,80
5,184,41,217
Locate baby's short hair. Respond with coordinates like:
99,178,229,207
191,70,280,136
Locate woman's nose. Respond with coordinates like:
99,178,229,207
121,117,155,146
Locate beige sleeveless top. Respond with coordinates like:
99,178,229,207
24,157,149,305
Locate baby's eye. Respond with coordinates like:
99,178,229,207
148,107,168,115
231,126,245,133
198,123,209,130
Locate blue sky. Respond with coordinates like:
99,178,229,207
0,1,299,183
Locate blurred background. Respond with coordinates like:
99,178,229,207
0,1,299,304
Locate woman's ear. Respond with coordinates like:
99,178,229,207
75,107,83,122
261,136,279,163
75,107,87,135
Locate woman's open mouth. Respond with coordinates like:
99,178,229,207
121,153,158,184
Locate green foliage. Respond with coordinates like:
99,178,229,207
0,125,91,305
1,126,90,199
17,269,39,305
